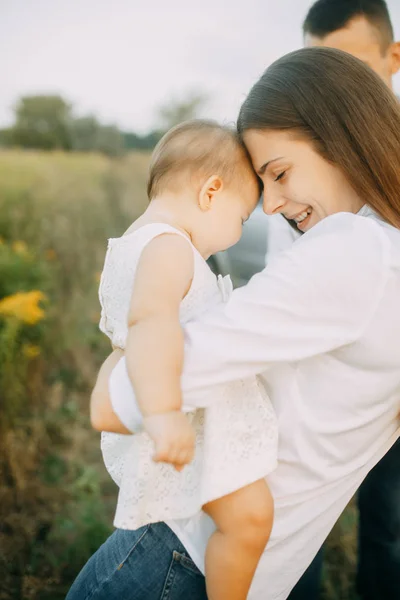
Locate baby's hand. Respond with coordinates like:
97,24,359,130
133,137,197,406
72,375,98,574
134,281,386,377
143,411,195,471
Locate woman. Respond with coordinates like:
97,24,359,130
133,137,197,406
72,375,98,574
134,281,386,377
68,48,400,600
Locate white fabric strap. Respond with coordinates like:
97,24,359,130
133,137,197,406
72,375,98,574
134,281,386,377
109,356,143,433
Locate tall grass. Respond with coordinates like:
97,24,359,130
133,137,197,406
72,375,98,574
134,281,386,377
0,149,149,599
0,149,359,599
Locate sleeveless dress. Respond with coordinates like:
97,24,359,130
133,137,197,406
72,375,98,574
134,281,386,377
98,223,278,530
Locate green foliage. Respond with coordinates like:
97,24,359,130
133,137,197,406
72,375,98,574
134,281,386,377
123,129,163,151
322,502,360,599
2,91,210,155
0,128,14,147
3,95,127,155
95,124,124,156
9,95,72,150
68,115,100,152
0,238,52,294
69,115,124,156
0,149,148,599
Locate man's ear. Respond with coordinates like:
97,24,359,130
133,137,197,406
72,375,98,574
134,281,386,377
198,176,223,212
389,41,400,76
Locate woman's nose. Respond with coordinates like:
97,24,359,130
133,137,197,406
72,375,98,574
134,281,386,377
262,186,286,215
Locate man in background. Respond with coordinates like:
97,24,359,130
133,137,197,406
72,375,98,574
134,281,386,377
264,2,400,599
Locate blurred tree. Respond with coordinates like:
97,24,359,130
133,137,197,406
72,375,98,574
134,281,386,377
69,115,100,152
3,92,208,154
69,116,123,156
9,95,72,150
0,128,12,147
123,130,163,151
157,92,208,131
95,124,124,157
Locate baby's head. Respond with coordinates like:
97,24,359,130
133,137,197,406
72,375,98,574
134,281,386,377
147,120,260,257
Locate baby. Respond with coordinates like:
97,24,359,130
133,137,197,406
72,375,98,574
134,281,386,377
92,120,278,600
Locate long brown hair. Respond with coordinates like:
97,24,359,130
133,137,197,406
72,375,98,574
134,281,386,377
237,47,400,228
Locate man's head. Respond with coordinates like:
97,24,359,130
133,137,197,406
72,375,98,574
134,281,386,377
303,0,400,88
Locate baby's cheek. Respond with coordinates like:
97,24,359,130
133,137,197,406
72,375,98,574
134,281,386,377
230,230,242,248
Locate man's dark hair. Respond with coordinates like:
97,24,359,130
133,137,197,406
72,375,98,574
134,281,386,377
303,0,394,51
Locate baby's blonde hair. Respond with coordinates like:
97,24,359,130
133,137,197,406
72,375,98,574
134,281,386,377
147,119,258,200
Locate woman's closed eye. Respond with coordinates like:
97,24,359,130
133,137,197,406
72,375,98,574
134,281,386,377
274,171,286,182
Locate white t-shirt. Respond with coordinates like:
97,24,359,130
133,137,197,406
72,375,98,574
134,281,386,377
112,208,400,599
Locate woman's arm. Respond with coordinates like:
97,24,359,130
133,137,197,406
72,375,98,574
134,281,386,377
181,214,389,401
90,349,131,433
92,213,390,432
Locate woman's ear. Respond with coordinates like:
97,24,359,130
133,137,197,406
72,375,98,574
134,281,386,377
198,175,223,212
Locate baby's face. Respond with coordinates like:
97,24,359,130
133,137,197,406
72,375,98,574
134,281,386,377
202,173,260,256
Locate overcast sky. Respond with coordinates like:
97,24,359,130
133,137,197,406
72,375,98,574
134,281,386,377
1,0,400,133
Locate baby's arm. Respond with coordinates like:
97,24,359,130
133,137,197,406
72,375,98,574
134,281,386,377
125,233,195,468
126,234,192,415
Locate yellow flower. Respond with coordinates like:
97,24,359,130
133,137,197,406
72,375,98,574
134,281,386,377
12,240,28,255
0,291,46,325
23,344,41,359
95,272,102,283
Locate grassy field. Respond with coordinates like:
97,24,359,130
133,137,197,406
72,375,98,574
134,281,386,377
0,149,359,599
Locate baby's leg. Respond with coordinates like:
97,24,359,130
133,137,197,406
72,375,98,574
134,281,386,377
203,480,273,600
90,350,131,434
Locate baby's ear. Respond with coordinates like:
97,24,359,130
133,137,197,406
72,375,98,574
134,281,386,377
198,175,223,211
389,41,400,76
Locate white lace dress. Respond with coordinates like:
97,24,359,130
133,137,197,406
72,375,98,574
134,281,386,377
98,223,278,530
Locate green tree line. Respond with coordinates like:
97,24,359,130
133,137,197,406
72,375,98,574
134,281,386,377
0,93,207,156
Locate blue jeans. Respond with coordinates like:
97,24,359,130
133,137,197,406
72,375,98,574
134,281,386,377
66,522,207,600
288,438,400,600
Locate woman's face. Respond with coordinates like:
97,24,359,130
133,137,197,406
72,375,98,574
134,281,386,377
243,129,364,232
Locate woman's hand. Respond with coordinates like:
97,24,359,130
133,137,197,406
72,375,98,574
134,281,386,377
90,349,132,434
